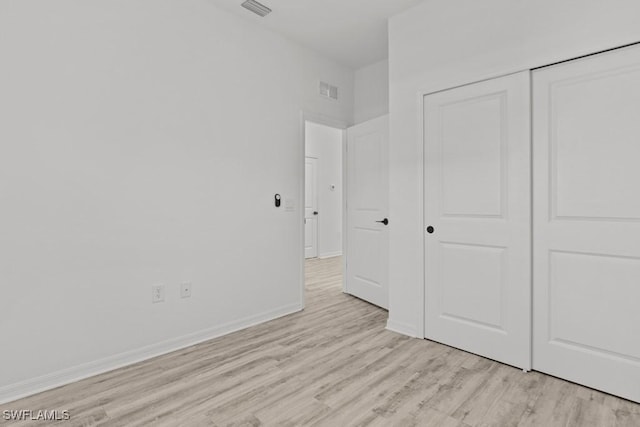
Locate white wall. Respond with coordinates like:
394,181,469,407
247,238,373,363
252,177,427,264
305,122,343,258
387,0,640,337
0,0,353,402
354,59,389,124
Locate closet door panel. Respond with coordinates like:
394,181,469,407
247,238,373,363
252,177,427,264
533,44,640,403
424,71,531,370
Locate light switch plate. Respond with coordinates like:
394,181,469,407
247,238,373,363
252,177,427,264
285,198,295,212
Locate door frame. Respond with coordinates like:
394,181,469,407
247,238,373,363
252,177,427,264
299,111,348,310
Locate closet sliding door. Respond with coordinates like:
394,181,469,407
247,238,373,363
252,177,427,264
424,71,531,370
533,45,640,403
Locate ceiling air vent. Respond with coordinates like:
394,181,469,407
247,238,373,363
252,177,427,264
241,0,272,17
319,81,339,100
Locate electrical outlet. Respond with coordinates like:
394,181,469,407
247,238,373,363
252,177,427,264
180,282,192,298
152,285,165,303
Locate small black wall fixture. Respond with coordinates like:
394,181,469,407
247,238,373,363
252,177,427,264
274,194,281,207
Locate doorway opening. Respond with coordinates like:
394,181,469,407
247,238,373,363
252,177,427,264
302,119,346,307
304,121,344,261
301,114,390,311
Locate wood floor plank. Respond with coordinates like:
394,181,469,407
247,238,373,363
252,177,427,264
1,256,639,426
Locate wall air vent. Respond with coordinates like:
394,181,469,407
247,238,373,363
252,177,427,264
241,0,272,17
319,81,339,100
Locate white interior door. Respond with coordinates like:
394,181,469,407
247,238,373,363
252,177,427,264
305,157,318,259
424,72,531,369
533,45,640,403
346,115,389,309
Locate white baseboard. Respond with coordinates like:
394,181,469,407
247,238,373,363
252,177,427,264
0,302,302,405
386,318,419,338
318,251,342,259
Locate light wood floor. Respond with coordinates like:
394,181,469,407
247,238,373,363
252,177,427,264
2,256,640,426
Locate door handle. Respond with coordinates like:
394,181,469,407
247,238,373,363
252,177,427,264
313,211,318,215
376,218,389,226
426,226,434,234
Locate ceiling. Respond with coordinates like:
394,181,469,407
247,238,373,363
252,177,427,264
206,0,425,69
